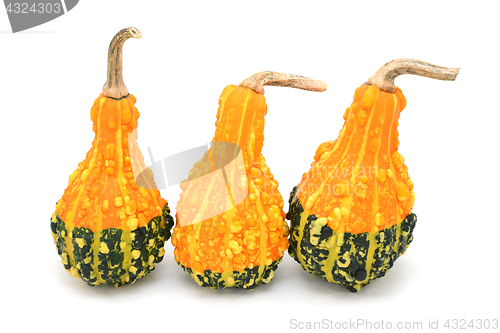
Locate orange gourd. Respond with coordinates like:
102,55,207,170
50,28,174,286
288,59,459,292
172,72,326,288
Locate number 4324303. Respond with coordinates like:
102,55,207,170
6,2,62,14
444,319,498,330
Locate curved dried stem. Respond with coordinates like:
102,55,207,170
367,58,459,93
239,71,327,95
102,27,142,99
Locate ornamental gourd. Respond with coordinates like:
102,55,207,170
172,72,326,289
287,59,459,292
50,28,174,286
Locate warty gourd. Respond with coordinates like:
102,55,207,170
287,59,459,292
50,28,174,286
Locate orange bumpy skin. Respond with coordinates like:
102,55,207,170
172,85,289,289
51,94,173,286
296,84,414,233
287,83,417,292
56,94,166,230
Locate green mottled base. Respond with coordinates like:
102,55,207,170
50,204,174,287
177,258,282,290
287,186,417,293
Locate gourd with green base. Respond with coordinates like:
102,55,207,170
287,59,459,292
172,72,326,289
50,27,174,287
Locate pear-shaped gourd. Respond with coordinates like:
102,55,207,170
172,72,326,289
287,59,459,292
50,28,174,286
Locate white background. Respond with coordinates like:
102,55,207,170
2,1,499,332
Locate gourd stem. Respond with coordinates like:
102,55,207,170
102,27,142,99
239,71,327,95
367,58,459,93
